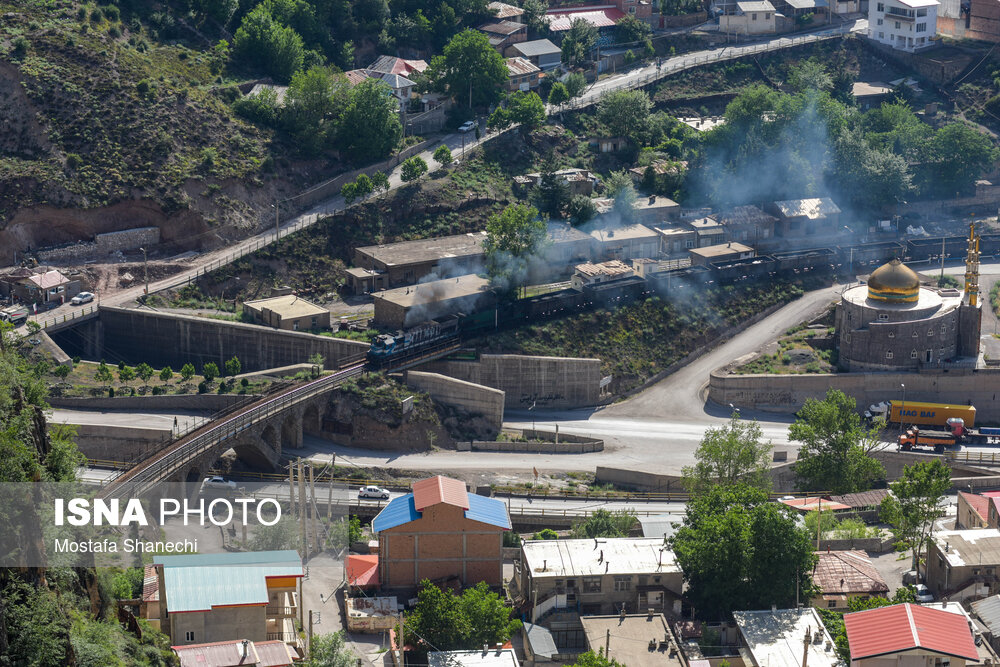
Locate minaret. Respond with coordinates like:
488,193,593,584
964,223,980,307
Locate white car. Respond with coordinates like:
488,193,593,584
359,485,390,500
71,292,94,305
914,584,934,602
458,120,476,133
203,476,237,491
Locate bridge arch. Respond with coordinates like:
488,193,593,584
281,414,301,449
302,403,322,437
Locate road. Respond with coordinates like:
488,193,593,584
50,408,209,430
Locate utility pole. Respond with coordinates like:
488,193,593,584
298,459,307,558
605,629,610,657
940,236,946,280
310,464,318,555
308,610,314,658
328,454,335,522
139,247,149,298
288,464,296,521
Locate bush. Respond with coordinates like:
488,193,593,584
502,531,522,547
90,7,104,23
152,386,165,395
433,144,453,166
101,4,120,21
136,78,153,97
107,23,121,38
401,156,428,182
11,36,29,59
197,381,208,394
65,153,83,169
533,529,559,540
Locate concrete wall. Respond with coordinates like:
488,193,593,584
595,466,688,493
36,227,161,264
52,306,368,372
404,371,505,432
64,423,172,462
422,354,602,409
469,439,603,453
48,393,251,411
708,369,1000,422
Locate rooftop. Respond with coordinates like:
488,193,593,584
778,497,851,512
689,242,753,259
368,55,428,75
710,205,777,227
737,0,775,11
509,39,560,57
933,528,1000,568
429,648,520,667
972,595,1000,637
574,260,635,278
522,624,558,659
638,514,684,540
372,477,510,533
782,0,827,9
481,19,526,35
347,595,399,619
733,608,839,667
489,1,526,18
842,283,959,313
771,197,841,220
26,269,71,289
689,217,723,230
506,56,541,76
896,0,939,7
520,537,680,579
547,221,593,244
812,550,889,596
346,554,380,588
827,488,889,509
243,294,328,319
172,640,261,667
375,274,492,309
247,84,289,105
852,81,894,97
580,614,684,667
545,5,626,30
356,231,487,268
413,475,469,510
590,224,659,242
844,603,979,662
959,491,991,523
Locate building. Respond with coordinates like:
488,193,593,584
539,222,595,271
810,551,890,610
733,608,839,667
853,81,895,109
925,528,1000,600
514,168,599,196
505,39,562,70
719,1,777,34
958,490,992,529
826,489,890,513
506,56,542,91
590,224,660,261
937,0,1000,42
924,601,1000,663
630,195,682,226
344,68,416,104
346,553,380,591
512,537,684,619
844,603,980,667
520,623,562,667
637,514,685,541
429,648,520,667
766,197,841,239
972,595,1000,654
689,217,726,247
151,551,303,648
353,231,488,288
242,294,330,332
709,205,777,246
689,242,754,266
654,226,697,256
571,260,635,289
367,55,429,78
489,1,526,21
834,249,982,371
9,269,80,305
345,596,398,633
372,274,495,329
481,20,528,51
172,639,297,667
868,0,938,52
372,475,510,591
779,497,851,513
579,614,685,667
545,0,653,39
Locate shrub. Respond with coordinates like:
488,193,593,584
136,78,153,96
197,381,208,394
11,36,29,58
101,4,120,21
400,156,428,182
152,386,165,395
433,144,453,166
90,7,103,23
107,23,120,38
533,528,559,540
66,153,83,169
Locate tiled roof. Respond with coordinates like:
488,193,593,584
844,603,979,662
368,55,428,76
827,488,889,509
812,551,889,596
347,554,380,588
545,6,626,31
959,491,990,522
413,475,469,511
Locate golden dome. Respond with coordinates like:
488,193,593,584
868,259,920,303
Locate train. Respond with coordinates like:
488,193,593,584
366,232,997,367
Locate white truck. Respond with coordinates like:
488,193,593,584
0,306,29,326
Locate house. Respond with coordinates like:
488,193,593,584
579,614,685,667
480,21,528,52
628,160,687,187
589,136,630,153
853,81,894,109
924,601,1000,663
367,55,428,78
514,168,599,196
242,294,330,332
511,537,684,619
372,274,495,329
151,550,303,648
957,490,991,529
540,222,595,269
505,39,562,70
346,554,380,591
688,217,726,247
489,1,526,21
773,0,828,25
826,489,890,513
733,608,839,667
630,195,682,225
709,205,777,246
429,648,520,667
971,595,1000,655
719,0,777,35
352,231,488,288
590,224,660,261
637,514,685,541
546,0,653,38
766,197,842,239
571,260,635,289
520,623,562,667
689,242,755,266
505,56,541,91
868,0,938,52
810,550,890,610
172,639,298,667
246,84,289,105
925,529,1000,600
10,269,80,305
344,68,415,104
371,475,510,591
844,603,980,667
654,226,697,256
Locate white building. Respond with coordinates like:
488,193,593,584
868,0,937,52
719,0,777,35
733,608,839,667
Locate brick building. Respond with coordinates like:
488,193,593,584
372,476,511,592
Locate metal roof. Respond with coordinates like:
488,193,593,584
368,55,428,76
972,595,1000,636
373,495,421,533
26,270,70,289
521,537,679,578
429,649,520,667
522,623,558,659
771,197,841,220
638,514,684,540
779,497,851,512
479,20,526,35
489,1,526,18
545,6,625,30
347,554,380,588
511,39,560,57
506,57,540,77
961,491,992,522
827,488,889,509
844,603,979,661
466,493,512,529
413,475,469,511
254,640,297,667
733,609,839,667
373,490,510,533
172,639,261,667
812,551,889,596
737,1,774,10
154,551,302,613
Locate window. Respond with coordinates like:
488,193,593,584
685,240,695,249
638,576,648,586
583,577,602,593
879,31,884,37
752,12,757,19
877,2,884,9
629,5,635,12
911,350,918,359
878,314,889,321
185,632,195,642
928,329,934,336
916,22,926,31
828,600,837,608
917,7,927,15
614,576,632,592
846,334,852,343
886,351,894,359
877,17,883,24
567,579,576,588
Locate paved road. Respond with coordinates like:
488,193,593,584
51,408,209,430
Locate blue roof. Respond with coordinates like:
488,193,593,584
373,493,510,533
154,550,302,613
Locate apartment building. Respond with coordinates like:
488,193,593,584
868,0,938,51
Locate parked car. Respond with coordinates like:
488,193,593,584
203,476,237,491
458,120,476,133
71,292,94,305
914,584,934,602
358,485,390,500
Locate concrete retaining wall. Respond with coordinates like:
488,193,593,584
422,354,602,409
595,466,687,493
61,423,171,461
818,537,896,553
470,439,603,453
404,371,504,432
708,369,1000,423
48,393,252,411
52,306,368,373
36,227,161,264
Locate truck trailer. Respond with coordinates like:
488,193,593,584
866,401,976,428
0,306,28,326
897,420,1000,451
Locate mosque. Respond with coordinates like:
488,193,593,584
834,226,983,372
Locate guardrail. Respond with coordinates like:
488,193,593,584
100,363,365,498
36,304,99,331
946,451,1000,466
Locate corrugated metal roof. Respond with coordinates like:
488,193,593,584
511,39,560,57
506,57,540,77
638,514,684,540
347,554,380,588
489,1,526,18
373,495,421,533
254,640,297,667
373,489,510,532
737,1,774,11
522,623,558,659
142,564,159,602
155,551,302,613
172,639,261,667
480,20,526,35
545,6,625,30
413,476,469,511
27,270,70,289
734,609,838,667
466,493,511,529
812,551,889,596
972,595,1000,636
827,488,889,509
844,603,979,661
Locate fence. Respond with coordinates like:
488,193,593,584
35,304,99,332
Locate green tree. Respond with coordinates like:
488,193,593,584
597,89,651,144
570,652,624,667
224,356,242,377
531,157,571,218
434,143,454,166
401,156,429,181
426,29,508,108
117,365,136,388
671,484,815,619
95,361,114,389
303,631,356,667
788,59,833,93
248,517,298,550
371,170,390,194
880,459,951,577
338,79,403,163
179,363,196,383
564,72,587,99
830,129,912,211
789,389,886,493
489,91,546,133
548,82,570,106
521,0,550,34
135,362,154,388
682,414,773,494
284,66,349,151
52,364,72,381
483,204,547,291
570,508,637,538
567,195,597,225
533,528,559,539
925,123,998,198
202,362,220,383
233,4,305,82
159,366,173,384
341,181,359,204
616,14,651,44
604,170,637,222
404,581,521,652
355,173,374,199
561,18,597,65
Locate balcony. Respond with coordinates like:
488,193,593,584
885,7,915,19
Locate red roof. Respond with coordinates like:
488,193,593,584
545,5,626,31
960,491,991,522
172,639,260,667
347,554,380,588
142,564,159,602
843,603,979,662
254,640,298,667
412,476,469,511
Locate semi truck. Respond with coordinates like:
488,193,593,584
0,306,28,326
866,400,976,428
898,420,1000,452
